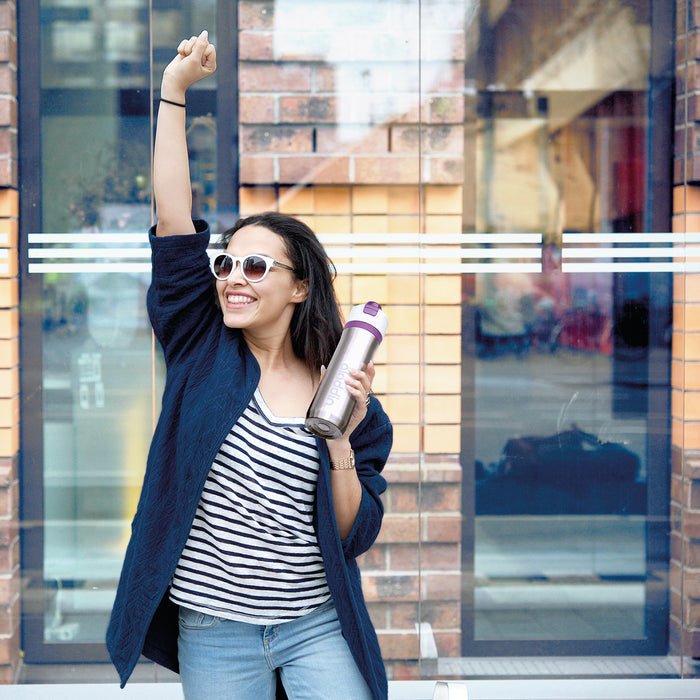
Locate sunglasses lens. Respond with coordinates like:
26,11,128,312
242,255,268,281
213,254,233,279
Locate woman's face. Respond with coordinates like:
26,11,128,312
216,224,307,335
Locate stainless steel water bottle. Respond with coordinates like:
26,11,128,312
305,301,388,439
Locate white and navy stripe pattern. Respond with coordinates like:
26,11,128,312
170,389,331,624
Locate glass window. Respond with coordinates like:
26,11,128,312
21,0,216,662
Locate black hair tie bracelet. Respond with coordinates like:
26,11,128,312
160,97,186,108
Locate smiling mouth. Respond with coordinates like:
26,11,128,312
225,293,256,306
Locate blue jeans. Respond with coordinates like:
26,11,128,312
177,601,373,700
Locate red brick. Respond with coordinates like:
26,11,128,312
423,461,463,483
429,156,464,184
363,574,419,603
378,631,420,659
687,455,700,479
354,156,420,184
239,95,275,124
0,538,19,573
424,573,461,600
0,33,15,66
376,514,420,544
423,484,461,512
670,558,683,592
670,614,682,655
692,29,700,60
686,509,700,539
278,155,350,184
673,446,684,476
423,514,461,543
671,587,683,621
391,125,464,154
683,626,700,657
675,120,687,152
0,156,15,189
671,473,683,506
434,630,461,657
0,596,18,637
357,543,386,570
279,96,337,123
0,517,16,550
239,155,275,185
365,601,389,629
671,530,683,563
0,629,19,666
315,66,337,92
0,479,17,516
387,603,419,629
428,96,465,123
240,64,312,93
686,596,700,626
691,479,700,508
0,65,13,95
0,98,15,128
685,567,700,597
0,573,19,607
688,93,700,122
240,125,313,154
676,156,687,185
420,543,460,570
388,543,419,570
239,33,274,61
389,484,462,513
0,6,15,36
389,484,419,512
685,538,700,567
691,152,700,183
385,661,421,680
0,458,15,487
0,131,16,161
0,663,19,684
420,601,460,629
239,1,274,30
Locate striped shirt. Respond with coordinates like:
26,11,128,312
170,389,331,623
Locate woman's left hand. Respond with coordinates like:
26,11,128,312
340,361,375,439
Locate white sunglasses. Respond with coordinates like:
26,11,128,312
210,253,296,283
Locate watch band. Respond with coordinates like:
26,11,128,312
330,448,355,471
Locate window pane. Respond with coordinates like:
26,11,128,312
24,0,215,659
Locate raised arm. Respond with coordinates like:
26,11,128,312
154,30,217,237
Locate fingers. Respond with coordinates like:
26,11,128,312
345,362,374,406
202,43,217,72
177,29,216,60
177,36,198,57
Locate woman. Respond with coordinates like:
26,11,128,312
106,30,393,700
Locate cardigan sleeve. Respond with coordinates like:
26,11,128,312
340,400,393,560
146,220,219,368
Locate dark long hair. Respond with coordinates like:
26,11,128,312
220,212,344,371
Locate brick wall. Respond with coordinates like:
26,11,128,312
672,0,700,663
238,0,465,674
0,0,18,683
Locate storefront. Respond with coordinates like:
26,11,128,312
0,0,696,688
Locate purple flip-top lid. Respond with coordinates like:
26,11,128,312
344,301,388,342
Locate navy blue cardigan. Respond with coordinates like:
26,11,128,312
106,223,393,699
